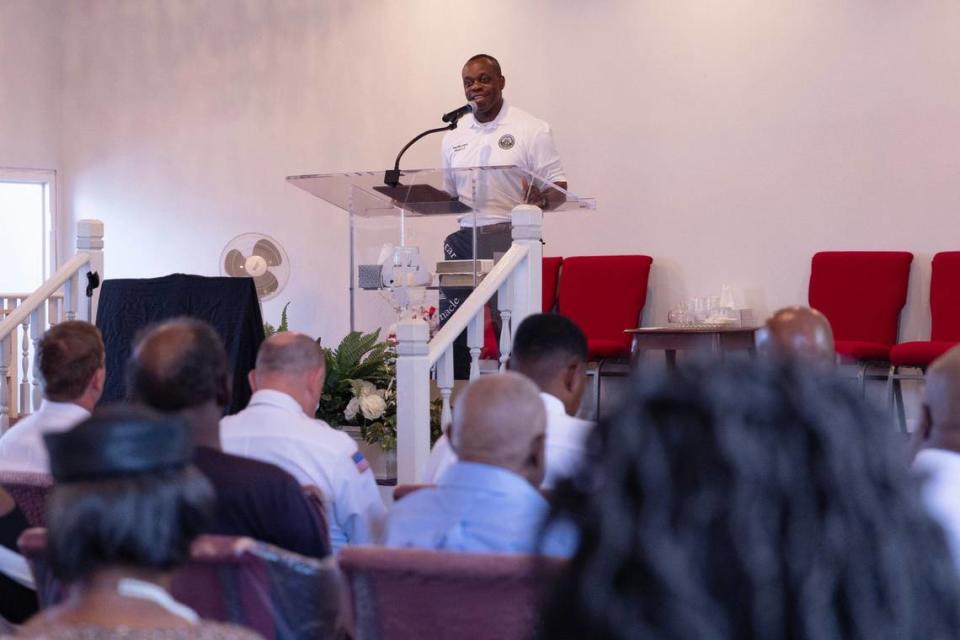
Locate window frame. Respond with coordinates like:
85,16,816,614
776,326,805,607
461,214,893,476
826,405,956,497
0,167,58,284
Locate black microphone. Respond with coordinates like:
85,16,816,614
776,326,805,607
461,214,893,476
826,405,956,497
441,101,477,124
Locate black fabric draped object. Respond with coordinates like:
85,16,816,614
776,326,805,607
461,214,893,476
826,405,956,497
96,274,264,415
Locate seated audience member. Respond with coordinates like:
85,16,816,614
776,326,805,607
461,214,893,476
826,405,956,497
539,359,960,639
755,305,835,367
221,332,385,551
126,318,329,559
0,487,35,624
17,406,261,639
912,345,960,568
386,373,570,556
425,313,593,488
0,322,105,473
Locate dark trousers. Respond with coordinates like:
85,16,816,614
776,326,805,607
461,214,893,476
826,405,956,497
440,223,512,379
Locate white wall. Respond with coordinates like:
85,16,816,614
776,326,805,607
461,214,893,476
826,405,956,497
51,0,960,346
0,0,61,170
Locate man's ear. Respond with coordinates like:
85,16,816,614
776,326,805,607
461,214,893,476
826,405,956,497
311,367,327,395
91,367,106,393
247,369,258,393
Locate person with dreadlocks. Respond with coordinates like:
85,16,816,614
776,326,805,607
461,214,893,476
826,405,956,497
538,358,960,639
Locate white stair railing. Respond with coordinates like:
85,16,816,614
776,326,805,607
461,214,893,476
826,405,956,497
0,219,104,432
395,205,543,483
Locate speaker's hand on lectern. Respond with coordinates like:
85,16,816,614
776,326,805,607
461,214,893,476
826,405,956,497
521,178,568,211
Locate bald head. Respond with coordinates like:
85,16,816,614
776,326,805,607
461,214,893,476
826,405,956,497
451,373,547,486
250,332,326,416
256,332,325,374
923,346,960,443
756,306,835,367
127,318,229,412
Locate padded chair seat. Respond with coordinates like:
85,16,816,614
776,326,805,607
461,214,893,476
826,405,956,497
588,338,631,360
890,341,960,367
834,340,891,361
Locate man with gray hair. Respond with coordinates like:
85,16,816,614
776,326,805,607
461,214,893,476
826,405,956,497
385,372,571,555
221,331,386,551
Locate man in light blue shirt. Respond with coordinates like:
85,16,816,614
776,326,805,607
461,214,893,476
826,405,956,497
385,372,572,556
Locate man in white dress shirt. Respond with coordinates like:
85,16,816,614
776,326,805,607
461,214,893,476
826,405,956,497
912,345,960,569
0,321,104,474
424,313,593,489
220,332,386,551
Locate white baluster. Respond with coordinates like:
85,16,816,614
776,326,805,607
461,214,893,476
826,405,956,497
0,335,10,432
509,205,544,328
64,275,77,321
20,314,30,414
467,312,484,381
395,319,431,484
436,346,454,433
77,219,105,323
31,306,46,411
498,279,513,372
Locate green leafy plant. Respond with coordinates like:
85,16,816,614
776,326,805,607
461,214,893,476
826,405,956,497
316,329,443,451
263,302,290,337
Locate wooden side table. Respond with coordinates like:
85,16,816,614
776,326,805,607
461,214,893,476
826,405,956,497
627,325,759,368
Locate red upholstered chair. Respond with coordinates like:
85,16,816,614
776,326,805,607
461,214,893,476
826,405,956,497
887,252,960,429
19,529,344,640
338,546,565,640
542,257,563,312
557,255,654,418
0,471,53,527
808,251,913,391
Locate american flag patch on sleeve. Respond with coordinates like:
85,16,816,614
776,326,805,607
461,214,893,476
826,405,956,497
352,451,370,473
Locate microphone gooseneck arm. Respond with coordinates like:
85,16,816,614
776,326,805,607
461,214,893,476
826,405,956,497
384,122,456,187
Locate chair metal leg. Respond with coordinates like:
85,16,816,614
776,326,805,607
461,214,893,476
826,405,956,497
893,376,907,433
886,365,896,415
593,359,605,421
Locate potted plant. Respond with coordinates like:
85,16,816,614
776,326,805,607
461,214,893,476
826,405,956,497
317,329,442,478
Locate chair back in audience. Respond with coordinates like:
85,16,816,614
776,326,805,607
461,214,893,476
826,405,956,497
808,251,913,359
19,529,343,640
301,484,332,553
930,251,960,342
557,255,653,360
173,535,343,640
0,471,53,527
338,546,565,640
542,257,563,312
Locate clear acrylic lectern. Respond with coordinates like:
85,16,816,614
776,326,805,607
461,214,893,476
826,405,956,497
286,165,595,334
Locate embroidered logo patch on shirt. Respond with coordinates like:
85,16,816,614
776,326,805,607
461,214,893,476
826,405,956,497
498,134,515,150
352,451,370,473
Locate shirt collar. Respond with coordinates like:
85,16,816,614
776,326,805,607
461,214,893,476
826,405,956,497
540,392,566,416
469,101,510,130
37,399,91,420
247,389,306,416
439,460,544,502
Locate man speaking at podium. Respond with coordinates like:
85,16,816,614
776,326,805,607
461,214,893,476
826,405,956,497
441,53,568,261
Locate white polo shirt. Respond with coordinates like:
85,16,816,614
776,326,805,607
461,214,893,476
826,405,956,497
914,448,960,569
423,392,593,489
0,400,90,474
220,389,387,552
441,102,566,227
